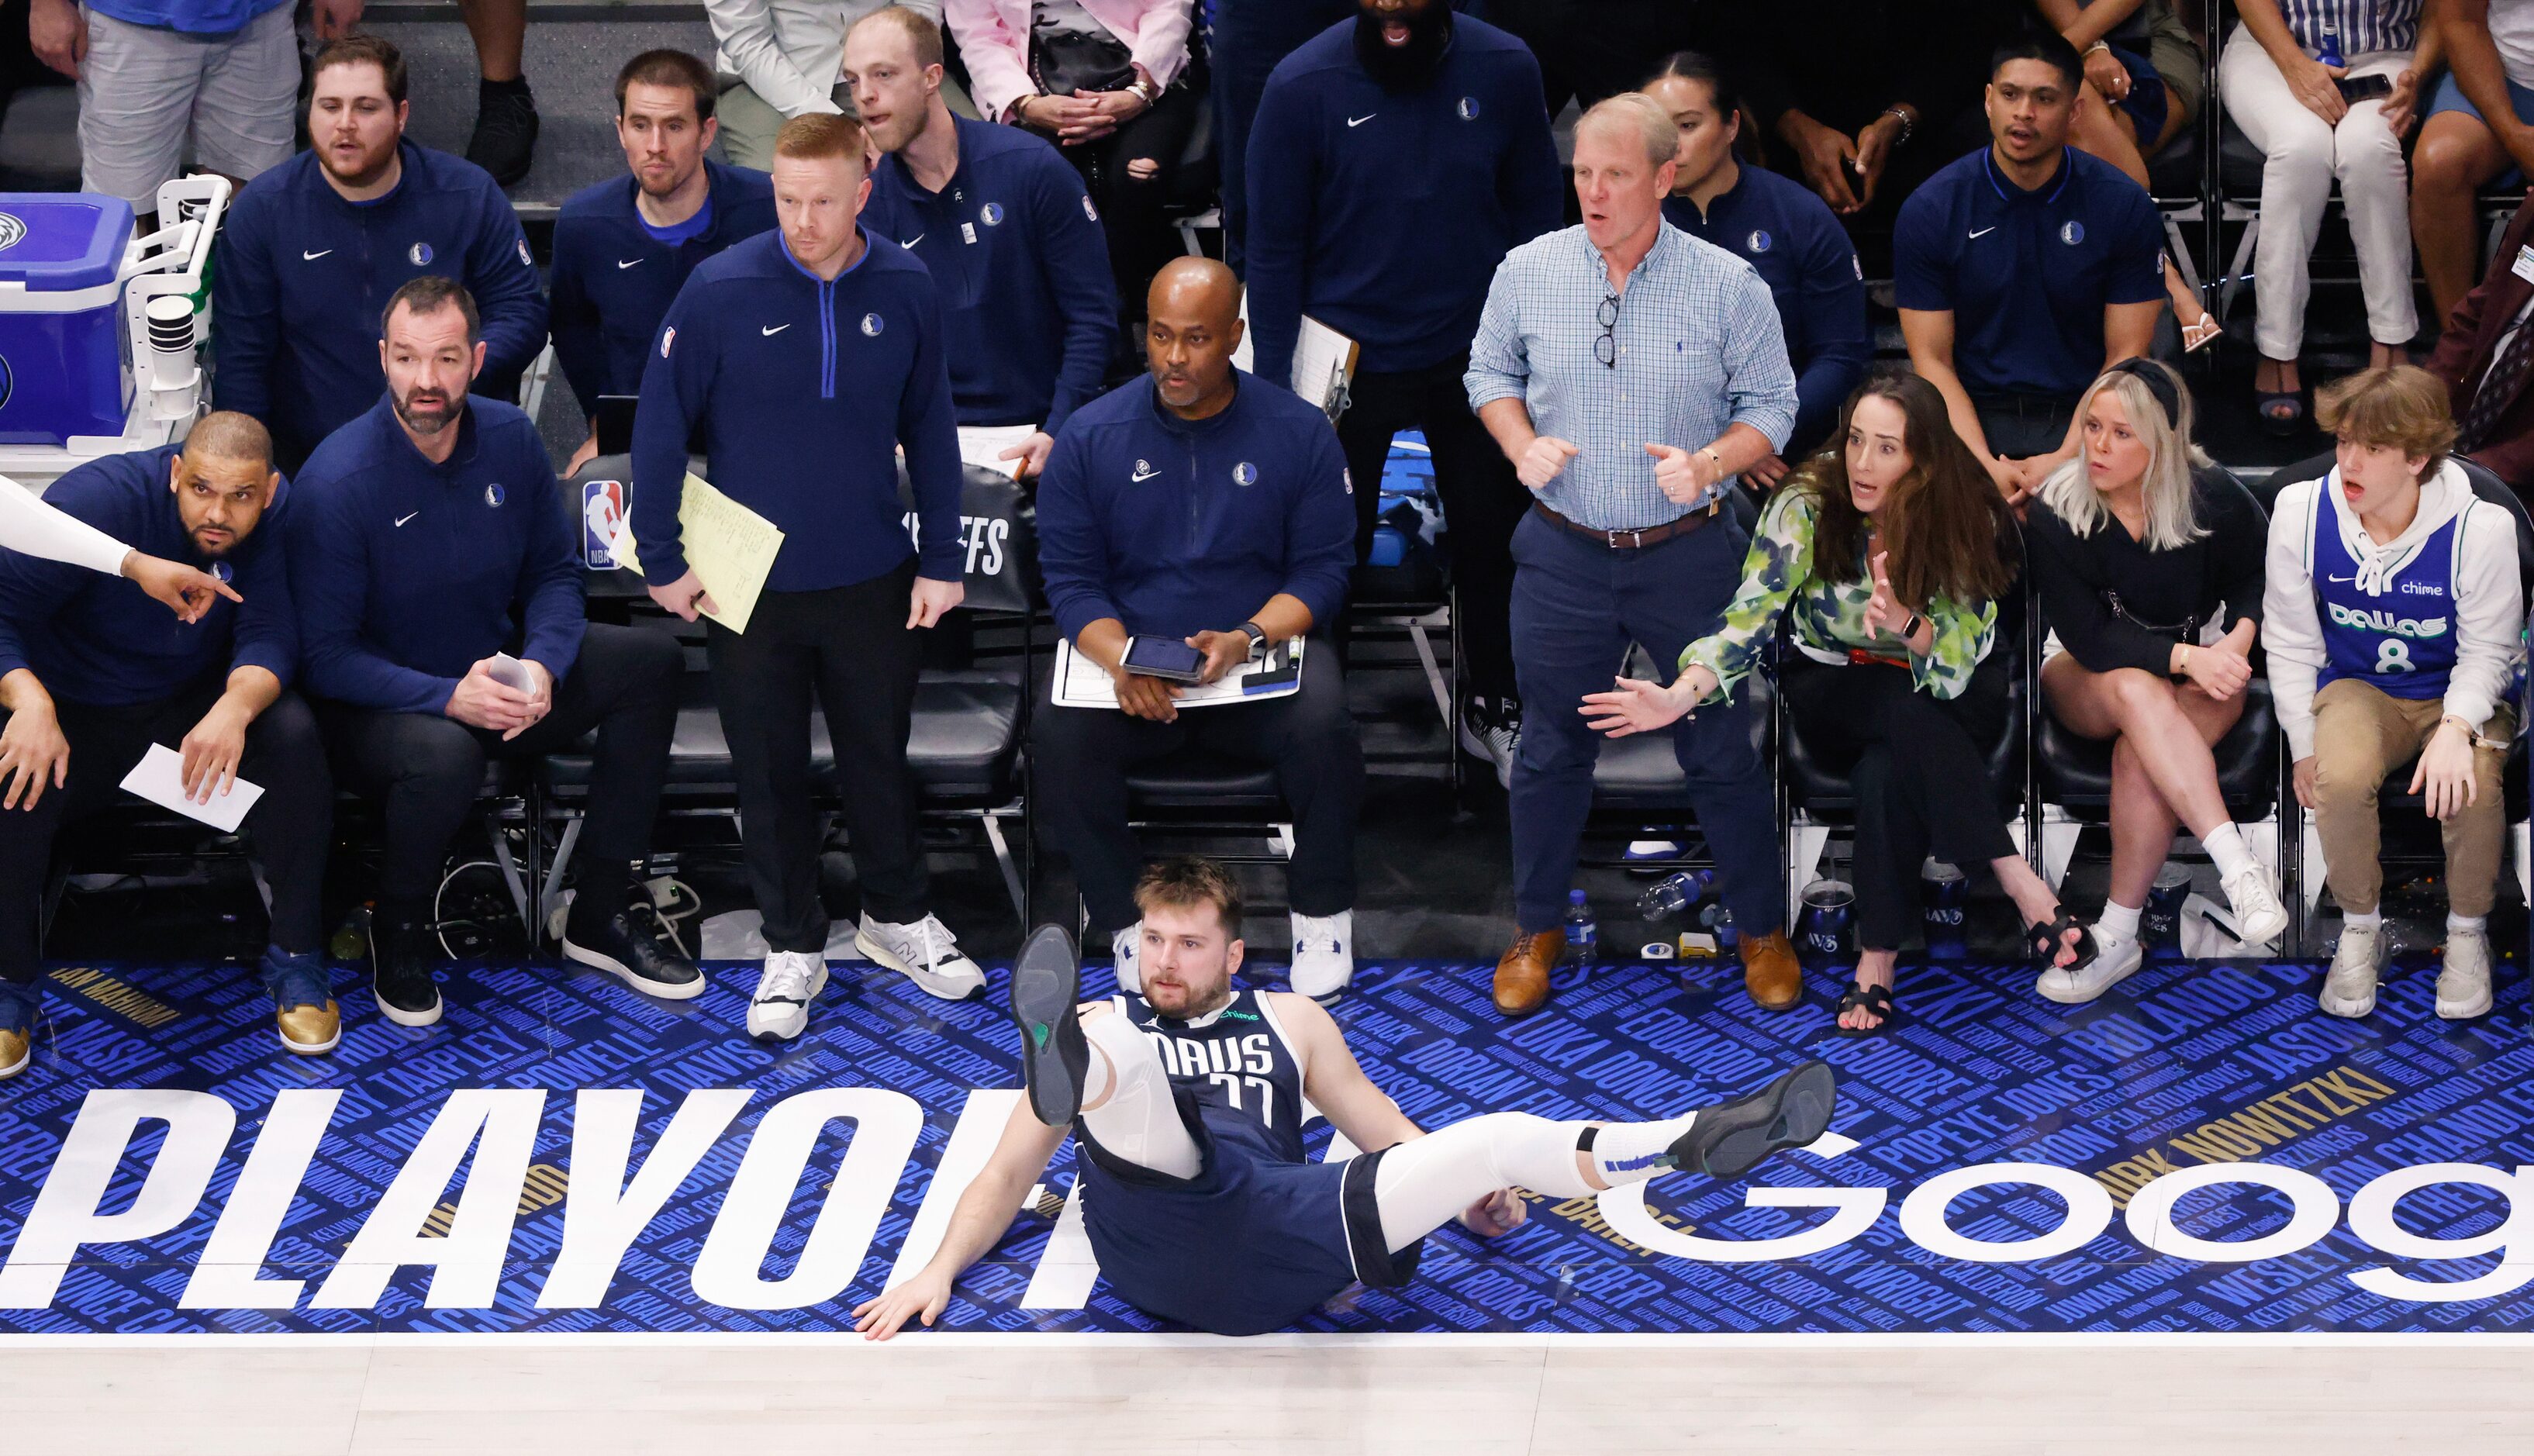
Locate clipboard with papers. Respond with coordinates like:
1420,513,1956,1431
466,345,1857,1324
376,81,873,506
1289,315,1359,422
1052,637,1307,709
606,472,785,634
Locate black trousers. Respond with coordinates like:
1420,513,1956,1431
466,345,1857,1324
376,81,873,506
1780,651,2015,951
1973,392,2081,462
1050,64,1207,320
1335,352,1529,703
707,564,930,951
1031,637,1362,933
321,623,681,909
0,680,331,985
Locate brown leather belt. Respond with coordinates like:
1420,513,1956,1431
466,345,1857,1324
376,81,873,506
1531,498,1716,550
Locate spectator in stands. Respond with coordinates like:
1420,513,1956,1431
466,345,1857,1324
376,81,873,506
1897,33,2165,505
710,0,972,168
29,0,293,225
2028,359,2284,1002
291,278,693,1030
848,5,1117,481
1588,372,2076,1036
1466,94,1800,1020
2263,366,2525,1022
1034,257,1364,999
1246,0,1563,787
2414,0,2534,323
634,113,982,1041
0,415,331,1076
1647,50,1869,473
213,36,547,472
552,50,778,474
948,0,1200,316
2222,0,2433,436
2428,185,2534,492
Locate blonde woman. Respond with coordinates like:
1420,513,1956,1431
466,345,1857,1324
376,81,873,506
2028,359,2283,1002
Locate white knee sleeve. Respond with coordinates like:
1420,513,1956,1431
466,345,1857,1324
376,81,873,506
1077,1009,1202,1181
1369,1113,1597,1254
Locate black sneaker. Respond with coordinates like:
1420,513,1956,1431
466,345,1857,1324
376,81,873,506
370,914,445,1027
564,898,703,1001
1008,925,1088,1127
466,81,540,188
1666,1060,1837,1182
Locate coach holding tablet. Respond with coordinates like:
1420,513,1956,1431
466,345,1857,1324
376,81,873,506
633,111,983,1044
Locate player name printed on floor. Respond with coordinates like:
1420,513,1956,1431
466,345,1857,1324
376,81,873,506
1,956,2531,1336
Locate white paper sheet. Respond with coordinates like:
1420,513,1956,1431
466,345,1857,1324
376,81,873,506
957,423,1041,478
118,742,263,833
1051,637,1305,710
1289,316,1358,419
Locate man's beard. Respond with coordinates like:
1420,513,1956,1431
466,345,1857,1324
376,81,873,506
319,140,396,190
1353,7,1452,90
394,388,464,436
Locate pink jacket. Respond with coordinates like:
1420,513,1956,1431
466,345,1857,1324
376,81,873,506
943,0,1193,124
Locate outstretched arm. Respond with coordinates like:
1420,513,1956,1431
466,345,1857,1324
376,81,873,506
851,1098,1068,1339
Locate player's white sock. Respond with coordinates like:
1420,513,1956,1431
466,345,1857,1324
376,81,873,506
2203,823,2256,883
2095,900,2142,942
1076,1008,1200,1179
1581,1113,1704,1186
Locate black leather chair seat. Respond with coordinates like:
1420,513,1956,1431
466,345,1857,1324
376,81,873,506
2146,120,2202,198
2218,114,2263,197
1590,675,1775,811
1784,675,2028,820
1124,747,1284,809
2036,681,2280,819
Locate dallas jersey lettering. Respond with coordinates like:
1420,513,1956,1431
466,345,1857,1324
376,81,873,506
1071,987,1418,1334
2304,478,2468,698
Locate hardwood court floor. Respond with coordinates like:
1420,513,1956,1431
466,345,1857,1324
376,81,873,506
9,1335,2534,1453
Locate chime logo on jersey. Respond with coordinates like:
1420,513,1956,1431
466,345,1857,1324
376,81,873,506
2060,221,2086,247
409,242,433,266
2325,602,2449,638
862,312,885,337
1746,229,1773,254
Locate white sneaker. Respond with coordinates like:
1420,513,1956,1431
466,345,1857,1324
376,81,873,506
2437,927,2494,1020
2218,861,2291,945
2035,926,2142,1004
747,950,827,1041
2318,921,2387,1018
1111,924,1142,994
1460,699,1518,790
856,913,986,1000
1289,910,1354,1002
1624,840,1681,871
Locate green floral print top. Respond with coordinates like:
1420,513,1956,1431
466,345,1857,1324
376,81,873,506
1679,486,1997,703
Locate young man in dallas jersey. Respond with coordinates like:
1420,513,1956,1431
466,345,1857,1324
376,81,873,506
854,857,1837,1337
2264,366,2527,1023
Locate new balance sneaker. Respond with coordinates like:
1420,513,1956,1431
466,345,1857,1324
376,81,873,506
2437,926,2495,1020
2035,926,2141,1004
1009,925,1088,1127
747,951,827,1040
1667,1060,1838,1182
1624,840,1682,871
564,896,705,1001
0,985,32,1081
260,947,340,1056
465,79,540,188
369,913,444,1028
2218,861,2291,945
1110,924,1141,994
2318,920,2387,1018
856,913,987,1000
1460,696,1520,790
1289,909,1354,1002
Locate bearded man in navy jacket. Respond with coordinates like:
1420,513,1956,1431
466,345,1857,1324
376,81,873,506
1032,257,1365,1003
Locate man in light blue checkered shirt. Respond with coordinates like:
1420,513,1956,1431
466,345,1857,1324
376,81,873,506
1462,91,1801,1020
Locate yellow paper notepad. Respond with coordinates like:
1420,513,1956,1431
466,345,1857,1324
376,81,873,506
609,472,785,634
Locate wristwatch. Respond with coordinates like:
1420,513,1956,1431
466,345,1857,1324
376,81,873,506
1238,621,1267,658
1900,613,1923,642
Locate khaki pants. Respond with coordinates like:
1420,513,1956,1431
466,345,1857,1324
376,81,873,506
2310,678,2516,917
715,75,979,171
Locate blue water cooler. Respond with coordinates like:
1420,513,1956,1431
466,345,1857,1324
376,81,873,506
0,194,136,446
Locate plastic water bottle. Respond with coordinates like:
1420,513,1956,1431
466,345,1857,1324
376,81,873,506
2317,25,2344,68
1562,889,1599,963
1699,901,1738,951
1637,868,1718,922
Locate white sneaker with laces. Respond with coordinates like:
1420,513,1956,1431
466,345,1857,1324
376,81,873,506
2035,926,2142,1004
856,913,987,1000
1111,924,1142,994
747,950,827,1040
2318,921,2387,1018
2218,861,2291,945
2437,927,2494,1020
1289,910,1354,1002
1460,700,1519,790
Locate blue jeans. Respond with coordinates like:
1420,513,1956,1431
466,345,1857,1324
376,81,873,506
1506,509,1783,936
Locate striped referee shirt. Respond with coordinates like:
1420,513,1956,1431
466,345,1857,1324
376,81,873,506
1465,221,1797,533
2269,0,2421,57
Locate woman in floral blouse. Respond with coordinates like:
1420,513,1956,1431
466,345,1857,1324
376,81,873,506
1587,371,2097,1033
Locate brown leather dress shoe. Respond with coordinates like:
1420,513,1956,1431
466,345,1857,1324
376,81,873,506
1740,929,1804,1011
1493,928,1564,1016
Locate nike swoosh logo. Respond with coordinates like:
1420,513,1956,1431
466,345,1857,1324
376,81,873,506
302,249,332,260
1130,466,1160,481
761,323,791,336
394,512,419,527
1967,227,1997,239
900,234,924,249
2326,574,2357,583
616,257,643,269
1346,114,1376,128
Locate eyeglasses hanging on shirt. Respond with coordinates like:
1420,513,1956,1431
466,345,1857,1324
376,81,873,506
1594,294,1619,369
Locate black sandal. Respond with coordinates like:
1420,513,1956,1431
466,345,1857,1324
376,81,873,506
2025,913,2098,975
1834,981,1900,1038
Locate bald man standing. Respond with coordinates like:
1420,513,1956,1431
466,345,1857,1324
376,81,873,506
1033,259,1364,999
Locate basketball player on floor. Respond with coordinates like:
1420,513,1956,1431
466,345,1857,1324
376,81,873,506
854,857,1838,1337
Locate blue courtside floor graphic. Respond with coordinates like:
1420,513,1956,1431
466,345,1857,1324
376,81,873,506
1,952,2530,1338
